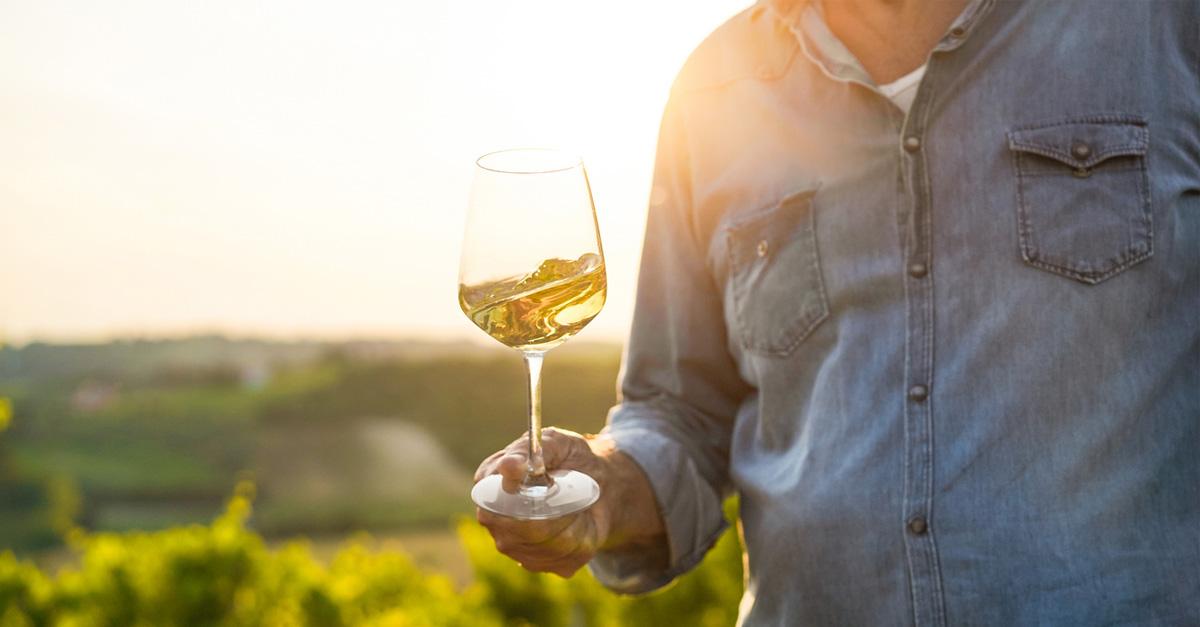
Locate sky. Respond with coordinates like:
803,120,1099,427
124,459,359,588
0,0,748,346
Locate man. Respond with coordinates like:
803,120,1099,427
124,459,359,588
475,0,1200,624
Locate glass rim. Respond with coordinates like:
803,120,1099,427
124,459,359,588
475,148,583,175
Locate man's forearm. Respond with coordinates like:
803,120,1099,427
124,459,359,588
589,435,669,567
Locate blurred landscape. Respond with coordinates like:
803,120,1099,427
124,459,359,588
0,337,745,625
0,0,752,619
0,336,621,562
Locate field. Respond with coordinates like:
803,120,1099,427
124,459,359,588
0,337,744,624
0,337,622,547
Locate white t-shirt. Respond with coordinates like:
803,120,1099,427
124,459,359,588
878,63,927,114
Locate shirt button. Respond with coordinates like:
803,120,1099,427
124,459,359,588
908,384,929,402
908,262,928,278
949,25,966,38
757,240,769,257
908,516,928,535
903,136,921,153
1071,142,1091,160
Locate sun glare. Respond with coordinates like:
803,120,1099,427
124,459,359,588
0,0,748,344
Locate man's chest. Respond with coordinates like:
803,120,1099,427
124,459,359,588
683,1,1197,372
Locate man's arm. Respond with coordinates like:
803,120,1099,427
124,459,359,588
587,88,750,592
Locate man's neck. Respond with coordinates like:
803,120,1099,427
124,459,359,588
820,0,969,84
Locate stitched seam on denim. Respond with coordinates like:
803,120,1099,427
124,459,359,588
805,197,831,344
1007,143,1147,169
722,188,819,230
901,73,921,627
1029,248,1149,274
917,75,947,627
726,220,762,353
1013,149,1037,273
895,109,919,627
1030,159,1153,274
769,195,829,355
1138,124,1154,257
725,192,829,357
1014,168,1152,282
1009,128,1155,284
898,62,945,627
900,220,918,627
766,197,832,357
1017,166,1143,177
1010,113,1148,130
1021,251,1153,284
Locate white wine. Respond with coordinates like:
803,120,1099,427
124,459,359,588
460,150,606,519
460,253,606,350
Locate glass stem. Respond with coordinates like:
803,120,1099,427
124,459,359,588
521,350,552,491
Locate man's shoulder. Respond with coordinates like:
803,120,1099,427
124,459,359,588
672,3,801,96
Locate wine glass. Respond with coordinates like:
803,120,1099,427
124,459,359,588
458,148,606,520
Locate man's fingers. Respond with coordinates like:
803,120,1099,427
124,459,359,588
495,453,527,493
514,553,591,578
471,429,602,577
540,428,589,470
476,506,581,539
473,429,589,488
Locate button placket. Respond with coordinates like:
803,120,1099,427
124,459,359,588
898,48,947,627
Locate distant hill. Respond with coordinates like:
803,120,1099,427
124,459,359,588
0,335,625,548
0,335,620,384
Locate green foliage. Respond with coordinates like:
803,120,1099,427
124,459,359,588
0,397,11,433
0,490,744,626
0,339,743,626
457,498,743,627
0,486,502,626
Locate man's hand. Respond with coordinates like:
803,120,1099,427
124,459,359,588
473,427,665,578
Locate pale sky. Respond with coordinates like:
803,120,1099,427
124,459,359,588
0,0,747,345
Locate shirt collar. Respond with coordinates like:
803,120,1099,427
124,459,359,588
760,0,994,87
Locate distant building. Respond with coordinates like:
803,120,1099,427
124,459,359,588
239,363,271,390
71,380,120,412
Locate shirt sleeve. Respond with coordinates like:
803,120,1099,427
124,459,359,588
588,93,750,594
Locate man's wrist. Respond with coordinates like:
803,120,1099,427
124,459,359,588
587,433,667,556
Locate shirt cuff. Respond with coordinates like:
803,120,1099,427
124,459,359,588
587,419,729,594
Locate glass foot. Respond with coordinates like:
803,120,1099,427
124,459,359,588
471,469,600,520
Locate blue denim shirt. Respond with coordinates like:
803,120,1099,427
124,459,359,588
590,1,1200,624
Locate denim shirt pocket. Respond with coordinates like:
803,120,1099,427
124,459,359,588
1007,115,1153,284
724,188,829,357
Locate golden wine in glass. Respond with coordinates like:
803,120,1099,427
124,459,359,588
459,148,605,519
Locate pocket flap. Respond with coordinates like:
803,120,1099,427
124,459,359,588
1007,116,1148,169
726,188,819,263
723,186,828,356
